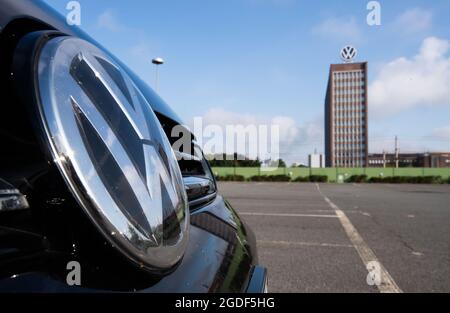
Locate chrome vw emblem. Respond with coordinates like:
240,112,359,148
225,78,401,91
35,37,189,270
340,45,357,63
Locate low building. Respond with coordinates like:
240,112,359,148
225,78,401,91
309,154,324,168
423,153,450,168
368,153,450,168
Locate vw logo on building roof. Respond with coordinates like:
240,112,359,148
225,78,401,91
33,36,189,271
340,45,358,63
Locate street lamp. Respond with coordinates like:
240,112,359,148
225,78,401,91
152,57,164,92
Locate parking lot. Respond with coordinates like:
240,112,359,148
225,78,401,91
218,182,450,293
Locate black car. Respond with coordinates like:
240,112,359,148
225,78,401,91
0,0,266,293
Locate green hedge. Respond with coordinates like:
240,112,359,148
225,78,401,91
293,175,328,183
248,175,291,182
368,176,444,184
216,174,450,184
346,175,368,183
212,167,450,181
293,176,309,182
216,175,246,182
308,175,328,183
217,175,330,183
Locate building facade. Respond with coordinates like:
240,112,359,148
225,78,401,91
325,62,368,167
368,152,450,168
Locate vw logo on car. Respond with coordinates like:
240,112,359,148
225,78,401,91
33,36,189,271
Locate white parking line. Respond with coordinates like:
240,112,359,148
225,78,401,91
315,183,402,293
259,240,354,248
239,212,338,218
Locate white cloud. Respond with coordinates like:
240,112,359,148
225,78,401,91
97,9,123,32
189,108,323,164
199,108,299,145
393,8,433,34
312,17,362,42
369,37,450,116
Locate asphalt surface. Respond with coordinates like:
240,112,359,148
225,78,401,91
218,182,450,293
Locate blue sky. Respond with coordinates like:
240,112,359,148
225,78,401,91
44,0,450,164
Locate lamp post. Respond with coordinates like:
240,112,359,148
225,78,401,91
152,57,164,92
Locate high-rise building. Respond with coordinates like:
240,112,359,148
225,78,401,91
325,62,368,167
